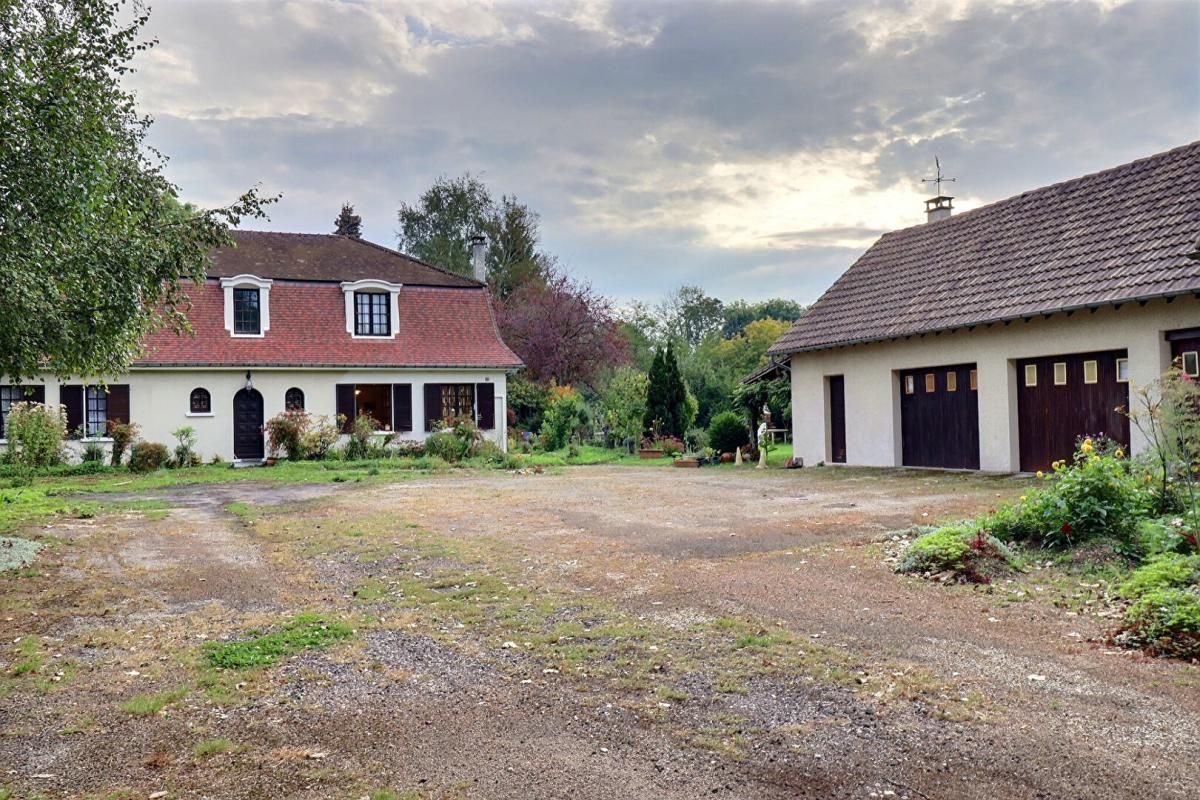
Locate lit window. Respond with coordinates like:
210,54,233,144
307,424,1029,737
946,372,957,392
1115,358,1129,382
1024,364,1037,387
354,292,391,336
969,370,978,391
285,387,305,411
904,375,914,395
233,288,261,335
924,373,935,393
1183,351,1199,377
1053,362,1067,386
189,388,211,414
441,384,475,420
85,387,107,438
1083,360,1098,384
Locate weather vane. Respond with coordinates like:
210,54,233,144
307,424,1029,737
922,156,956,196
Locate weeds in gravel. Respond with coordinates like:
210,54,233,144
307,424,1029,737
202,613,355,670
119,687,189,715
193,738,240,759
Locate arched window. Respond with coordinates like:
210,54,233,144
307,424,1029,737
190,388,212,414
285,387,305,411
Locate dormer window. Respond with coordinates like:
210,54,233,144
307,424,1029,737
341,279,402,340
220,275,273,338
355,291,391,336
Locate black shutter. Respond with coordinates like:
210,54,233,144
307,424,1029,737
336,384,356,433
107,385,130,426
476,383,495,430
61,385,83,437
424,383,442,431
392,384,413,433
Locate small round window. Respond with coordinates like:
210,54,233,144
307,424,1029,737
285,387,305,411
190,387,211,414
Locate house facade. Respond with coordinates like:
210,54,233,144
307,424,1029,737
0,231,523,463
770,142,1200,473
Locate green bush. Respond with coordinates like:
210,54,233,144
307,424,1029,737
4,402,65,469
81,441,106,463
1120,553,1200,598
425,430,469,463
898,525,1021,583
171,426,200,467
300,415,341,460
540,385,589,451
265,410,308,459
129,441,169,473
345,413,379,461
106,420,138,466
1119,588,1200,659
707,411,749,455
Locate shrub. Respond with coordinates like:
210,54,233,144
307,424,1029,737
1118,588,1200,659
707,411,749,455
345,413,379,461
106,420,138,466
1120,553,1200,598
684,427,708,452
390,440,425,458
265,410,309,460
171,426,200,467
540,385,589,451
81,441,106,463
4,402,66,469
425,431,469,463
898,525,1021,583
655,436,684,457
300,415,341,460
129,441,169,473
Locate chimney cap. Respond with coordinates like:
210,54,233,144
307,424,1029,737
924,195,954,212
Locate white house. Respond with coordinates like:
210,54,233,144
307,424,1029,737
0,231,523,463
770,142,1200,473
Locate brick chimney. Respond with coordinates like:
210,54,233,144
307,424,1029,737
925,195,954,223
470,234,487,283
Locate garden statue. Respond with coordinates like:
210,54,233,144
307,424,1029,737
756,421,768,469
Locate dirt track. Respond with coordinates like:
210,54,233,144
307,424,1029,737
2,466,1196,799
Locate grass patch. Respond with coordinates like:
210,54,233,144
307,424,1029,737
193,737,239,759
202,613,355,670
119,686,188,715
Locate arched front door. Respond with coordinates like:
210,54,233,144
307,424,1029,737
233,388,265,460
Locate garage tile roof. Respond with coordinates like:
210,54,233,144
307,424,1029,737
135,281,523,369
210,230,480,287
771,141,1200,355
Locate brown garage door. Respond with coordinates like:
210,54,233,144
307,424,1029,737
1016,350,1129,473
899,364,980,470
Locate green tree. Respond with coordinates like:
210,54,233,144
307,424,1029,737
0,0,273,382
333,203,362,237
396,174,549,295
600,367,648,446
721,298,806,338
658,285,724,347
643,343,687,437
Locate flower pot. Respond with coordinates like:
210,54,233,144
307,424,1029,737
719,452,735,463
673,458,701,468
639,449,665,459
265,457,278,466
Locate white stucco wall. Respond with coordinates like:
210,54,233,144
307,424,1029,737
3,368,509,462
788,296,1198,472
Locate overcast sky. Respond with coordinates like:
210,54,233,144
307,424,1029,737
130,0,1200,305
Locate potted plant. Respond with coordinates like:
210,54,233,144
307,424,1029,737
673,452,702,468
638,435,664,459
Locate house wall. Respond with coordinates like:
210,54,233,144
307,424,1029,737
788,296,1198,472
2,368,509,462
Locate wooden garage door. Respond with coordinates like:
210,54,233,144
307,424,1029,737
899,364,980,470
1016,350,1129,473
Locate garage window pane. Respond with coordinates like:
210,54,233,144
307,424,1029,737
969,370,978,390
924,373,935,393
1024,364,1037,387
1053,363,1067,385
904,375,914,395
946,372,957,392
1183,351,1199,377
1116,358,1129,382
1083,360,1098,384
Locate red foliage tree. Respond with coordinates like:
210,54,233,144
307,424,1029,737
495,269,628,390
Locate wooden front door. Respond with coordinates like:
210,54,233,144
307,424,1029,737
899,363,980,470
1016,350,1129,473
828,375,846,464
233,388,264,460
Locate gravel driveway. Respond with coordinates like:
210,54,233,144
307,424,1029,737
1,466,1195,799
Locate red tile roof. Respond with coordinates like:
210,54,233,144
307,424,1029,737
211,230,481,287
135,281,523,369
771,142,1200,355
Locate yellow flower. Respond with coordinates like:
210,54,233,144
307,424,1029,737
1114,448,1124,459
1036,470,1044,479
1083,438,1093,447
1080,441,1094,455
1019,495,1027,502
1144,475,1153,483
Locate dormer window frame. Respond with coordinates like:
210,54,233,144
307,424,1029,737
341,279,402,340
220,275,273,338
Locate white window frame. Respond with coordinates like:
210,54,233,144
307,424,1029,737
1053,362,1067,386
1024,364,1037,387
1115,358,1130,383
220,275,273,338
341,279,402,340
1182,351,1199,377
1083,360,1099,384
